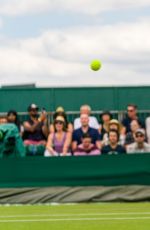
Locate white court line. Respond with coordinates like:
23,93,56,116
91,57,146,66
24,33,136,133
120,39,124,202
0,212,150,218
0,217,150,223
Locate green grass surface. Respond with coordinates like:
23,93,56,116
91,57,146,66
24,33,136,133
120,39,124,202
0,203,150,230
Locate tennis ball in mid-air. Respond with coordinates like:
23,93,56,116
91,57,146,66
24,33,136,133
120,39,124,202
90,60,102,71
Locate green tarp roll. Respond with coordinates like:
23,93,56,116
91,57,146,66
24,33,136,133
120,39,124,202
0,186,150,204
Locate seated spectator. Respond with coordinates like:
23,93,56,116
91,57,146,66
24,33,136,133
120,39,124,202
146,116,150,144
99,111,112,138
72,114,101,152
44,115,71,156
0,116,7,124
0,123,25,157
127,129,150,154
50,106,73,134
73,133,100,156
102,119,125,146
122,104,145,134
23,104,48,154
101,129,126,155
125,119,141,146
7,110,23,135
74,104,100,131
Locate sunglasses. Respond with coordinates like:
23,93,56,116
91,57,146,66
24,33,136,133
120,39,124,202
30,109,38,112
55,120,64,125
127,110,134,112
135,134,144,138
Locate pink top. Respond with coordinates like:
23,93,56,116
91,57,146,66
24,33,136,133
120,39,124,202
53,132,67,154
73,144,101,156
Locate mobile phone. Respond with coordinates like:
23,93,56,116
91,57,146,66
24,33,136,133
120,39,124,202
41,108,46,113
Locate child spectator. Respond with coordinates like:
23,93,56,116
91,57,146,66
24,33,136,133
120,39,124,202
73,133,100,156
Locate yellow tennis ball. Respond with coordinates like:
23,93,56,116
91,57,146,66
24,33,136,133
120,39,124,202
90,60,102,71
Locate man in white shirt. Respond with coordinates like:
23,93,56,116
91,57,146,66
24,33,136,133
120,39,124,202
127,129,150,154
74,105,100,131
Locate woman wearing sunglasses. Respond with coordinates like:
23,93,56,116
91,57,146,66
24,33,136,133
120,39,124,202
44,116,71,156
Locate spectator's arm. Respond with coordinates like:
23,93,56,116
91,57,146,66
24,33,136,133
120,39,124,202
95,129,102,149
74,118,80,130
49,124,55,133
45,133,57,156
121,125,126,135
42,120,49,138
92,117,101,131
126,144,134,154
72,140,78,152
62,132,72,155
99,124,102,133
96,140,102,150
23,120,40,133
67,123,73,134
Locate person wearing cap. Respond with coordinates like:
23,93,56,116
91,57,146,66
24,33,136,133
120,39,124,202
74,104,100,132
23,103,48,147
102,119,125,146
44,115,71,156
126,129,150,154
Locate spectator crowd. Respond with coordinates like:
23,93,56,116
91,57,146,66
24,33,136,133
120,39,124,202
0,103,150,157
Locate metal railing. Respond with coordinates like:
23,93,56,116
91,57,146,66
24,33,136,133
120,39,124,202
1,110,149,124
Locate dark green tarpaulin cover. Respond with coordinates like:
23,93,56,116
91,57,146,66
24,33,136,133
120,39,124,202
0,154,150,188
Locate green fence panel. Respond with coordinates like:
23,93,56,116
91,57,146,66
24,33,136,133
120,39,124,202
117,87,150,110
0,88,53,112
0,86,150,112
53,87,115,111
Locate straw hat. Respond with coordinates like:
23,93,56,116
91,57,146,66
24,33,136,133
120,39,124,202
55,115,65,123
56,106,64,113
108,119,123,132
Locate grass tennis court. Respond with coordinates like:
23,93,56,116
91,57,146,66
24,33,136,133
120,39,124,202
0,202,150,230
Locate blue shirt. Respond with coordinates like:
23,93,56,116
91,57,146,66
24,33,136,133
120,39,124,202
72,127,101,145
